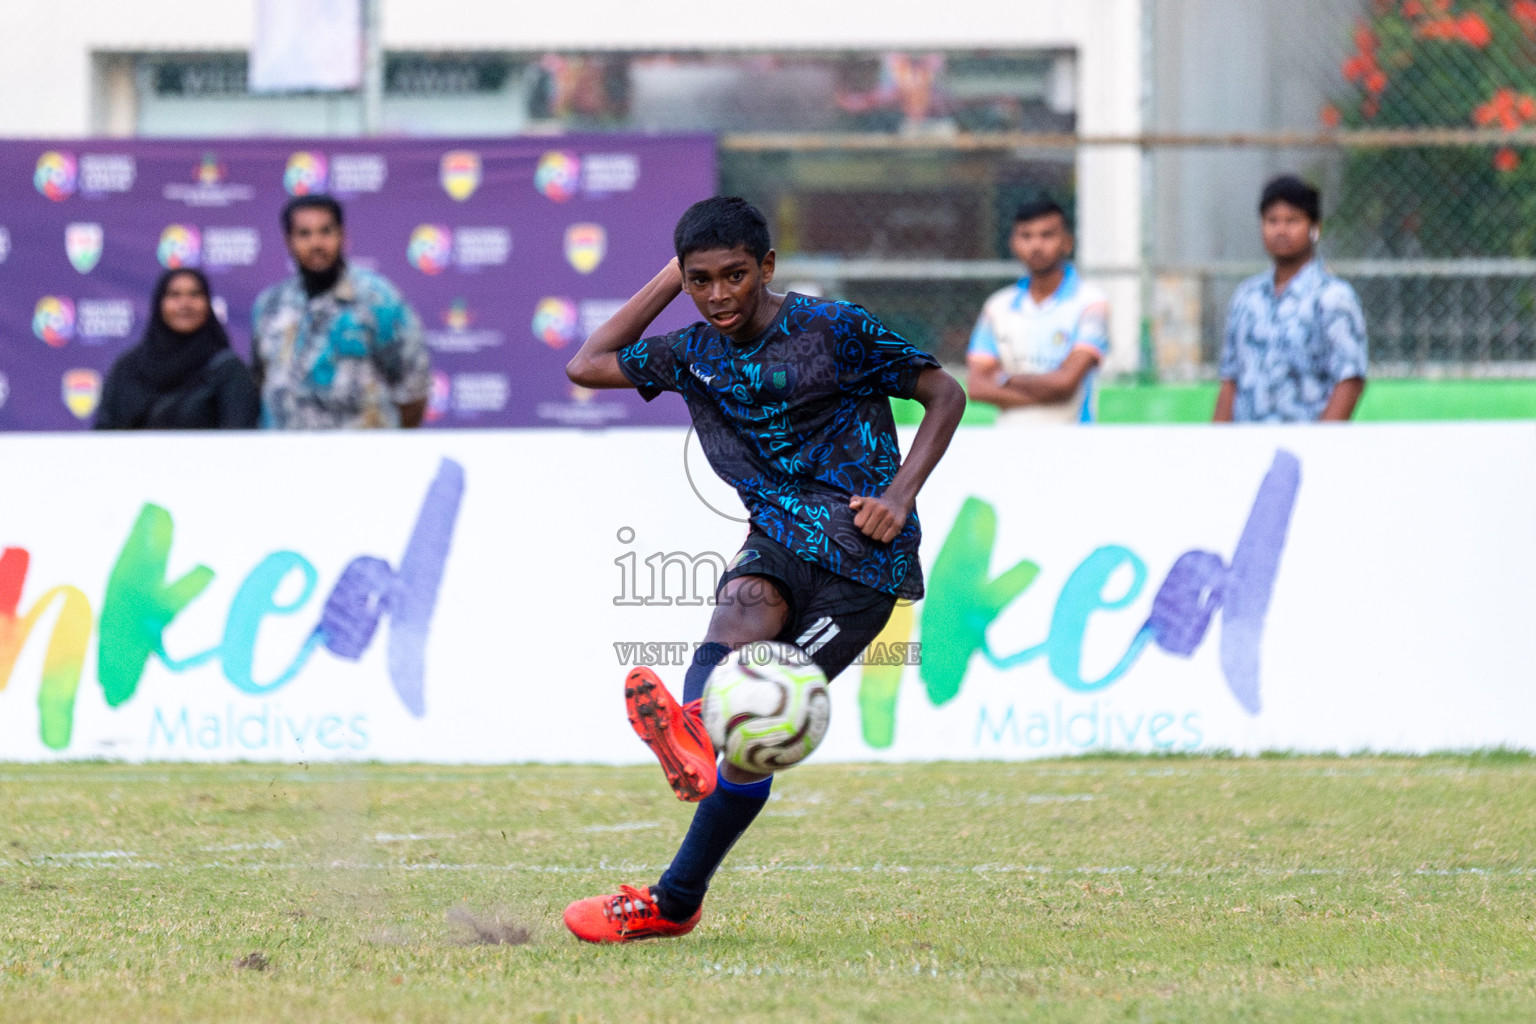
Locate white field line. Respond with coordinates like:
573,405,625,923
582,822,662,833
4,856,1533,879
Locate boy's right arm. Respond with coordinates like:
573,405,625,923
566,259,683,389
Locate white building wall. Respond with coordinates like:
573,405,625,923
0,0,1146,371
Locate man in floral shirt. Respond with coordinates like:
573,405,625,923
252,195,431,429
1214,176,1368,423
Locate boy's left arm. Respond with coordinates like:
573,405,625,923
850,367,966,544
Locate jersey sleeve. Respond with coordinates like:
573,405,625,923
1074,287,1111,357
616,331,685,401
1320,281,1368,382
371,289,432,405
1218,284,1248,381
835,303,941,399
967,306,1000,361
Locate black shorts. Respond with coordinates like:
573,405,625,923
716,532,898,682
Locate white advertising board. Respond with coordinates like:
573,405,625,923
0,424,1532,763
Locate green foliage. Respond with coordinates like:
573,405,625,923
1330,0,1536,256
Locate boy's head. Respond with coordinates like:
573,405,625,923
1009,197,1073,277
1259,175,1321,262
674,196,772,265
674,196,777,339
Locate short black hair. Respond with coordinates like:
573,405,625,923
282,194,344,235
674,196,771,264
1259,175,1321,222
1013,197,1071,230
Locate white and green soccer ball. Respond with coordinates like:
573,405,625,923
701,642,831,774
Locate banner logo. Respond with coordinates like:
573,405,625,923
532,297,579,348
408,224,453,275
62,369,101,419
445,298,471,331
440,150,482,201
196,152,226,185
535,151,581,202
35,151,78,201
157,224,202,269
564,223,607,274
33,296,76,346
0,460,465,751
283,152,329,196
65,222,104,274
856,452,1303,750
426,371,452,423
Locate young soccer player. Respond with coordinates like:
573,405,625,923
562,196,965,942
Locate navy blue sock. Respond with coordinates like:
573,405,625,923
654,773,771,921
684,641,731,705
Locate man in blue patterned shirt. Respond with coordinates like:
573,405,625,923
1214,176,1368,423
562,196,965,943
252,195,431,429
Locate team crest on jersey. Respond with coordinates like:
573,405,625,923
440,150,481,201
62,369,101,420
564,223,606,274
65,222,103,274
759,364,795,399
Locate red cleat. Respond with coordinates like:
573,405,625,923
624,667,716,802
563,884,702,943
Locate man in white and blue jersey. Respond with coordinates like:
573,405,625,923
965,198,1110,424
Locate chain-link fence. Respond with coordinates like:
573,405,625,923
714,2,1536,378
721,139,1075,366
100,6,1536,379
723,129,1536,379
1153,0,1536,377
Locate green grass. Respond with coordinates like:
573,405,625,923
2,759,1534,1022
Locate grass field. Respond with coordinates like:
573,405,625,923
2,757,1534,1023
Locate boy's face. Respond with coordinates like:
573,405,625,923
681,245,776,339
1261,200,1315,262
1009,214,1072,277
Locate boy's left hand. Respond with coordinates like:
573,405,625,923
849,494,911,545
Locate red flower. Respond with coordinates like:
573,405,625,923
1401,0,1425,16
1417,12,1492,46
1365,70,1389,95
1494,148,1520,174
1475,89,1536,133
1321,103,1343,128
1363,97,1381,119
1516,0,1536,30
1457,13,1492,47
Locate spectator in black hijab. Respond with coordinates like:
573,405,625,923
94,268,260,430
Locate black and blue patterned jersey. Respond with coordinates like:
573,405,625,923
617,292,940,599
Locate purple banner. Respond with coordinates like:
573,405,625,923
0,136,715,430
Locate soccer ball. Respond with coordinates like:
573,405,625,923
701,642,831,774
